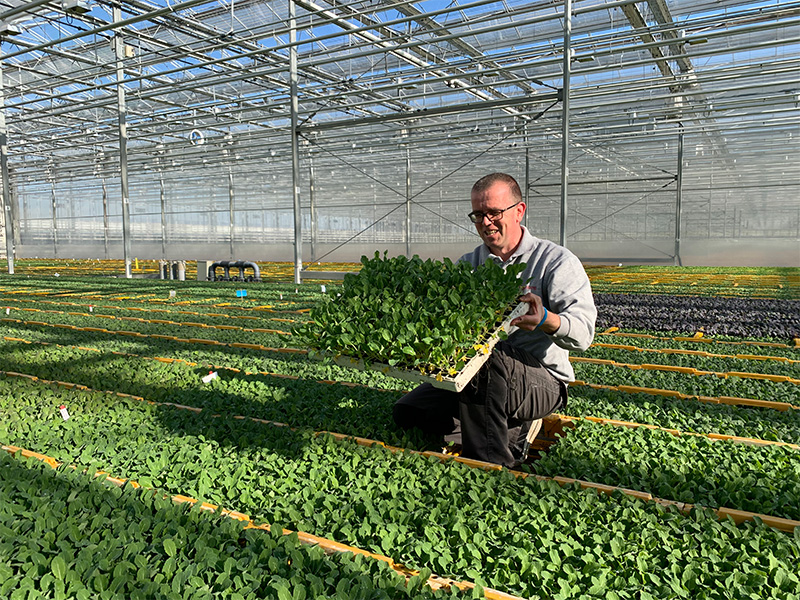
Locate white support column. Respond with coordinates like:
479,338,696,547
524,125,530,231
559,0,572,248
405,148,411,258
0,62,15,273
228,167,235,259
113,5,132,278
675,126,684,266
289,0,303,284
102,179,109,259
49,170,58,258
309,157,317,262
159,172,167,258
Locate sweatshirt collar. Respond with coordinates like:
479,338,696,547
484,226,537,266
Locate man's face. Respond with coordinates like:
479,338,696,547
470,181,525,257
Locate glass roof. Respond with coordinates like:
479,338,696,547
0,0,797,263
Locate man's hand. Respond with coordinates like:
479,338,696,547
510,292,559,333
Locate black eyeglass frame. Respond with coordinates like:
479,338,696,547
467,201,522,224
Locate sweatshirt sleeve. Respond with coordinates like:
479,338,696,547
544,251,596,352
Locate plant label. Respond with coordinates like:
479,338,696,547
59,405,70,420
321,285,326,293
202,371,218,383
89,306,93,313
169,290,176,298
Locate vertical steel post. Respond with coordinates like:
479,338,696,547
309,157,316,262
102,179,109,259
675,126,684,266
50,171,58,257
405,148,411,258
524,128,530,231
289,0,303,284
0,62,15,274
113,6,132,278
159,173,167,258
228,167,235,259
559,0,572,247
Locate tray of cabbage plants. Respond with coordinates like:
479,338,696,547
294,253,528,391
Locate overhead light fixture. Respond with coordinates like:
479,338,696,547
62,0,92,15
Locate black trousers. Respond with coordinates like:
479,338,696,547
393,341,568,467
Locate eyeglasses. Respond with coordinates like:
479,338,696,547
467,201,521,224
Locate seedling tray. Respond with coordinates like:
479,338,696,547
322,301,529,392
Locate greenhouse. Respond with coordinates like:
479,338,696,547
0,0,797,276
1,1,799,599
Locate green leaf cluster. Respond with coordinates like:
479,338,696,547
566,386,800,445
293,253,525,374
0,453,466,600
534,420,800,520
572,362,800,407
3,374,800,599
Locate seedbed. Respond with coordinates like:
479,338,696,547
594,293,799,340
2,263,800,599
585,266,799,300
571,361,800,407
563,385,800,444
593,332,799,359
1,453,466,600
3,374,800,599
0,327,407,391
11,356,800,524
529,419,800,520
582,346,800,379
1,296,306,328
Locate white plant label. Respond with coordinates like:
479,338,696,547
59,405,70,420
202,371,218,383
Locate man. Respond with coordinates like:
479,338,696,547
393,172,596,468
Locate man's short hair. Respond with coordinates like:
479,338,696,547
472,173,523,203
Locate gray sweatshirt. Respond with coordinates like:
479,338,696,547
459,226,597,382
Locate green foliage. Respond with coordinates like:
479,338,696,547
0,346,420,448
3,374,800,599
293,253,526,374
534,420,800,520
566,386,800,445
0,453,466,599
572,362,800,406
3,267,800,600
583,345,800,379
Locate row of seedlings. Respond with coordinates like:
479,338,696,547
2,371,800,598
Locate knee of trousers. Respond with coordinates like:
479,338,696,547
392,402,418,430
